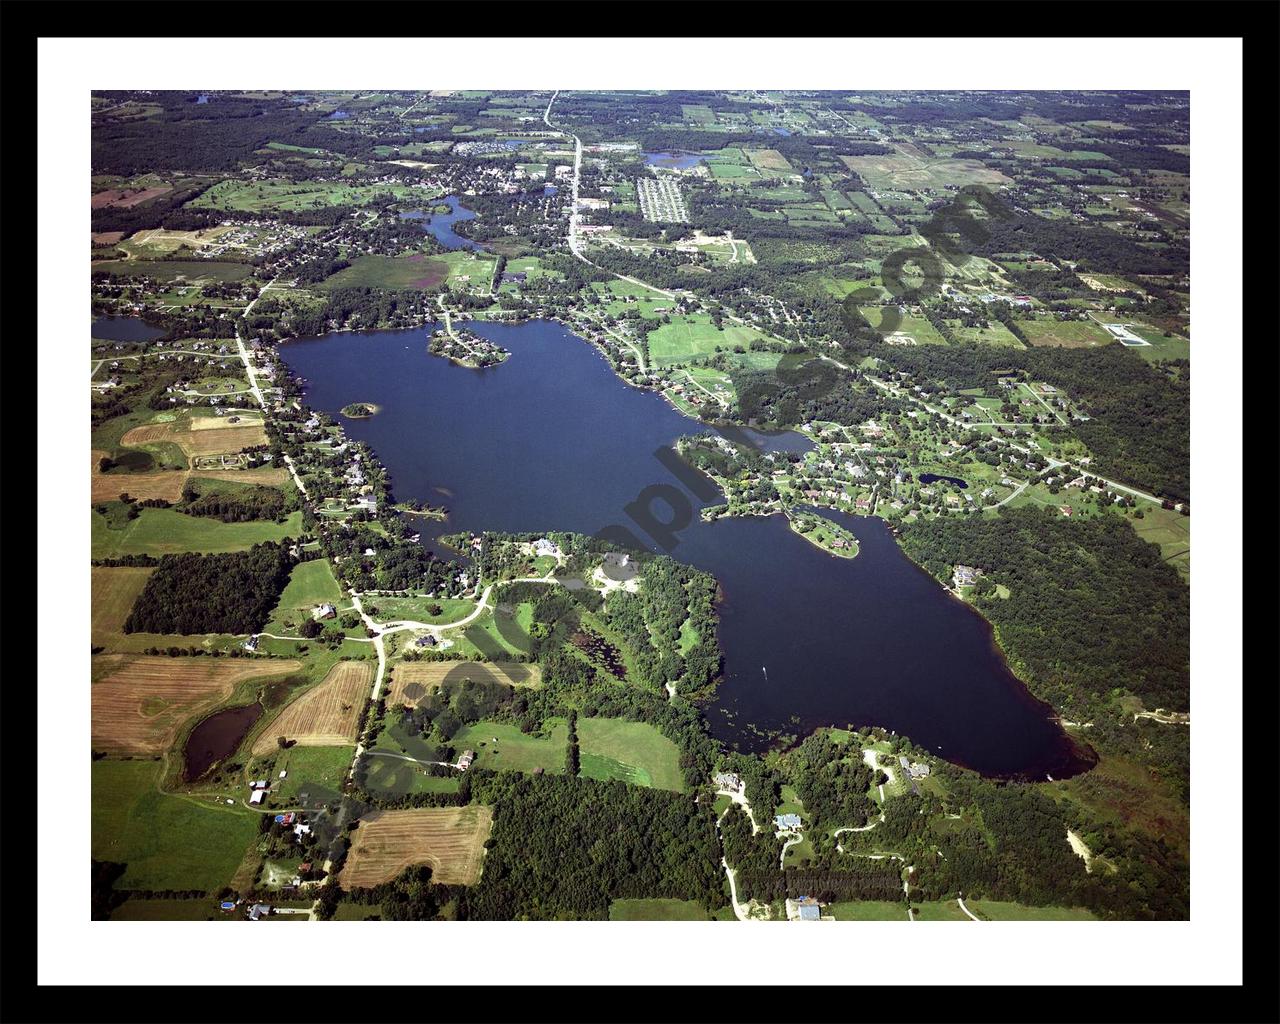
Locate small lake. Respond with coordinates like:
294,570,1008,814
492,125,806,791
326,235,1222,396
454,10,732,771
279,320,1090,779
92,316,166,343
183,703,263,781
644,151,703,170
399,195,486,252
920,473,968,489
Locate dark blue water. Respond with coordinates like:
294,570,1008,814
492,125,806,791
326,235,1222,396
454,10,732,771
399,196,486,252
196,94,209,105
920,473,968,489
644,151,702,170
92,316,166,343
328,110,350,120
278,321,1088,778
772,127,792,137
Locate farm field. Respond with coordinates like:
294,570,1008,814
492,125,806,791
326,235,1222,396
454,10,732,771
190,178,419,213
608,898,712,921
452,718,568,774
122,415,267,458
89,260,255,284
965,900,1097,921
91,654,302,755
318,254,448,291
92,507,303,558
828,900,909,921
252,660,373,754
91,567,154,647
265,558,346,633
1016,319,1115,348
646,314,772,366
577,717,684,793
341,806,493,887
840,145,1010,190
92,452,190,503
385,661,541,708
92,759,259,892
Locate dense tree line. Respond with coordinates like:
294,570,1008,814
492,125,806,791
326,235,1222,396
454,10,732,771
123,542,295,635
459,773,723,919
897,506,1189,711
178,480,291,523
779,732,879,830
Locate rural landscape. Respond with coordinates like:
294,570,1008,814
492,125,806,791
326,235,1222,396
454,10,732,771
90,88,1190,924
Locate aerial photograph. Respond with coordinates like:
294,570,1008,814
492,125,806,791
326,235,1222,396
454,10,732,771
88,87,1191,925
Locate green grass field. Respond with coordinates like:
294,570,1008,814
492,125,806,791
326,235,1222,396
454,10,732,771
191,178,419,213
608,898,712,921
110,898,226,921
319,254,449,291
1124,505,1190,581
92,508,304,558
828,900,909,921
265,559,345,633
92,760,258,892
1016,319,1114,348
452,718,568,774
965,900,1097,921
365,595,476,625
89,260,254,284
912,899,974,921
254,745,356,806
646,314,773,366
576,718,684,793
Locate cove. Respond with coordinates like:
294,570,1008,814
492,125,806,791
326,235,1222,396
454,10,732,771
920,472,968,489
92,315,166,343
279,320,1090,778
400,196,486,252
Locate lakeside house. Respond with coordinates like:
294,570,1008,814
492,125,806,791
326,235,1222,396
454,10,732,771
952,564,980,588
713,771,744,794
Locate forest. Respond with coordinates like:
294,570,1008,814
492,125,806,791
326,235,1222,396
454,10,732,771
123,542,295,635
897,506,1189,711
177,480,290,523
459,773,723,920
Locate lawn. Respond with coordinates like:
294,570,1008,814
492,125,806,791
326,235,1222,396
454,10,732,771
576,718,684,793
608,898,712,921
110,899,226,921
92,508,303,557
452,718,568,774
912,899,974,921
92,759,258,892
365,595,476,625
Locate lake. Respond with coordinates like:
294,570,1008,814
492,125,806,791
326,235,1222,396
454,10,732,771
399,195,486,252
183,703,263,781
279,320,1090,778
92,315,166,343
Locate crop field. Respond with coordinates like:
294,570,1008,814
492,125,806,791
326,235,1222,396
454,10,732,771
840,145,1010,190
122,416,268,458
92,449,190,502
91,186,174,209
252,660,373,754
646,314,772,366
89,259,255,284
386,661,541,708
744,148,794,175
91,654,302,755
318,253,449,291
1017,319,1115,348
92,759,259,892
452,718,568,774
92,508,304,558
341,806,493,887
193,466,291,487
608,899,711,921
190,178,420,213
91,567,154,646
576,717,685,793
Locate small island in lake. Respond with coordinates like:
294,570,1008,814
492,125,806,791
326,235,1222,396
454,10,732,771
341,402,379,419
428,326,510,369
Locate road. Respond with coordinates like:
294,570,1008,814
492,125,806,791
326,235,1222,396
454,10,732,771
721,858,754,922
957,896,982,921
543,90,675,300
